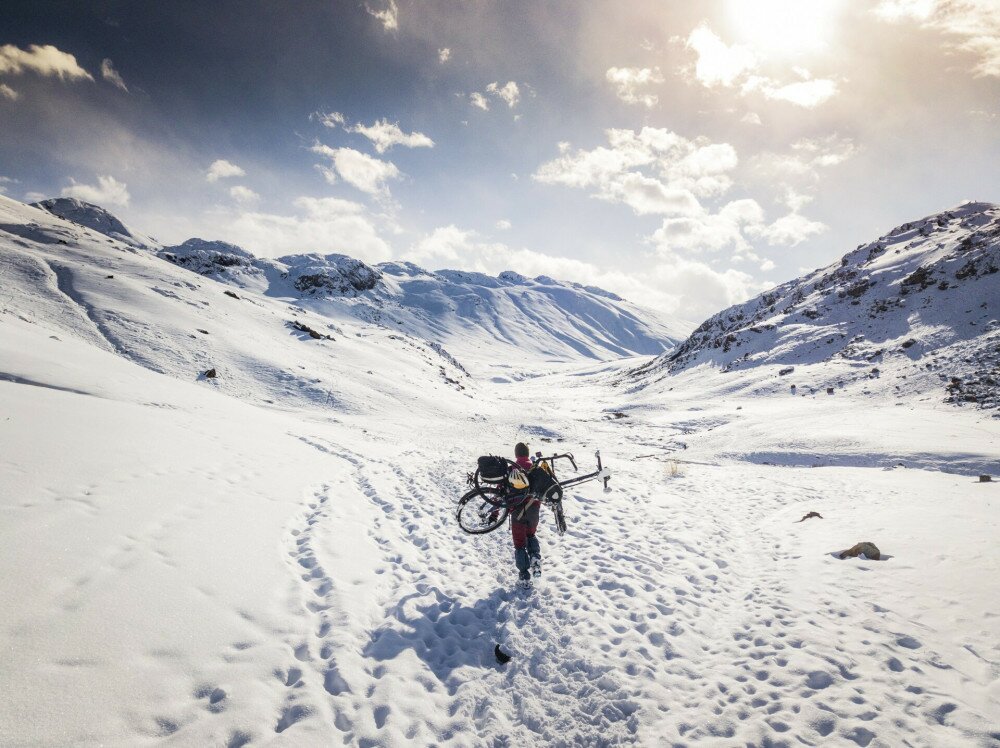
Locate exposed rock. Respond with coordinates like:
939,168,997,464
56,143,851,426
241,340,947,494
159,238,260,279
980,475,993,482
287,254,382,296
839,541,881,560
204,368,217,379
796,511,823,523
289,320,333,340
224,290,240,299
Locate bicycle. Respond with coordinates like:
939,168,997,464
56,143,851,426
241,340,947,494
455,450,611,535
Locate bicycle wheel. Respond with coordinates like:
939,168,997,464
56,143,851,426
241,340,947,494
457,487,509,534
552,500,567,535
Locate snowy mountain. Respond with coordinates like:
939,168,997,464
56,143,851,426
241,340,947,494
31,197,155,249
159,243,686,367
0,195,475,412
631,202,1000,408
28,196,685,369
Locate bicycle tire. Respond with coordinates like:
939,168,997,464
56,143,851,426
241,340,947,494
456,487,509,534
473,471,517,506
552,501,567,535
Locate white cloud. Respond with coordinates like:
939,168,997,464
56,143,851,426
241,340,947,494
533,127,737,217
314,111,346,128
651,199,827,253
0,44,93,80
752,136,857,182
749,211,828,246
229,185,260,206
780,188,814,212
686,26,757,87
23,191,47,202
486,81,521,107
874,0,1000,77
206,159,246,182
496,219,512,230
100,58,128,92
470,91,490,110
470,81,522,111
0,83,17,100
438,48,451,63
221,196,392,262
743,74,838,108
605,66,664,107
682,25,838,108
741,112,762,125
536,126,830,258
651,199,765,254
0,176,16,194
354,120,433,153
404,223,763,318
311,144,400,197
61,175,130,207
317,114,433,153
366,0,399,31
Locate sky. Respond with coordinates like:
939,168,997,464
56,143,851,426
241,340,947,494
2,0,998,320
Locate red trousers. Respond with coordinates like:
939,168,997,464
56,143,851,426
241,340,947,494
510,500,540,549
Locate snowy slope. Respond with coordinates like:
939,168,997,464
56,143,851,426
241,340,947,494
632,202,1000,409
28,196,685,369
2,193,999,747
160,246,685,370
0,195,475,413
32,197,156,249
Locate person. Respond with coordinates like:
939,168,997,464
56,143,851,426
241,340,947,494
510,441,542,587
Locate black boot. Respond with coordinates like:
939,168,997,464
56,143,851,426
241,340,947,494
527,536,542,577
515,548,531,587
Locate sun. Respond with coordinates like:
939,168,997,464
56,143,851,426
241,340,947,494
726,0,844,58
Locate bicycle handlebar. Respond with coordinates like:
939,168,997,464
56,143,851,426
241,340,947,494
534,452,577,471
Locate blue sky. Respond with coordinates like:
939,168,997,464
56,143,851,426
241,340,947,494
2,0,998,318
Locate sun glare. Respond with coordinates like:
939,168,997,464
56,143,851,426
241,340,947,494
727,0,843,57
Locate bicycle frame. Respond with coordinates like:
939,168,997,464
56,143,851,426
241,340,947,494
533,450,611,492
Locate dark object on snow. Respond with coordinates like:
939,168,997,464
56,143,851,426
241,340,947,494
494,644,511,664
105,274,114,279
197,329,209,334
224,290,240,299
779,367,794,376
839,541,880,560
204,368,217,379
981,475,993,483
290,320,332,340
477,455,508,483
796,511,823,523
826,387,835,395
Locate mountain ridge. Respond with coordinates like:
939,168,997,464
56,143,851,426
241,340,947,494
629,201,1000,410
2,195,686,371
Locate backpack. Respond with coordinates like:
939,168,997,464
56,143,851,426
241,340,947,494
528,464,562,501
477,455,508,483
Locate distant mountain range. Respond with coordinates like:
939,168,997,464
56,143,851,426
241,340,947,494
630,202,1000,409
14,196,686,371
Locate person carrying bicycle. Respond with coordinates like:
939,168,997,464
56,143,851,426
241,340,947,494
510,441,543,587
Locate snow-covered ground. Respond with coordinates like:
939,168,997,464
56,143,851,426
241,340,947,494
2,196,999,746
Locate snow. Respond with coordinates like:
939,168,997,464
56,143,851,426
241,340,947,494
2,195,999,746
